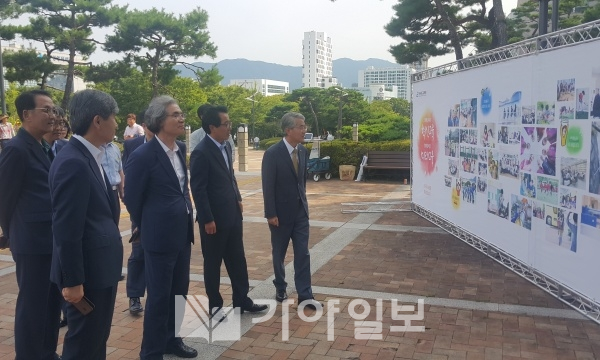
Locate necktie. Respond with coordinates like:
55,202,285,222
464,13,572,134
43,143,54,162
292,148,299,175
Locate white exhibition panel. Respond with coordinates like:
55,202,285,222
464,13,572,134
412,40,600,301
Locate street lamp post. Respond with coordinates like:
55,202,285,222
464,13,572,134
245,91,258,140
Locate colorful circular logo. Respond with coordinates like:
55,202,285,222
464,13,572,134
417,110,439,175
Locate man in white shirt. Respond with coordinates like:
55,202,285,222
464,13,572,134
123,113,144,140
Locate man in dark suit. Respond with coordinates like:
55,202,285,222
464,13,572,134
49,89,124,360
122,109,153,315
262,112,319,310
124,96,197,359
0,90,62,360
190,105,267,318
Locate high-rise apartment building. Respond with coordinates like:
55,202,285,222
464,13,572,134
358,65,414,101
302,31,338,88
229,79,290,96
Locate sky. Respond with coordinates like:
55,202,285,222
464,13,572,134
11,0,520,69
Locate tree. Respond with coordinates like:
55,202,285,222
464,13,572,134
385,0,507,63
84,57,134,83
104,7,217,98
2,50,59,86
16,0,124,108
194,65,223,89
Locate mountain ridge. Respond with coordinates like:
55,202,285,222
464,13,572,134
174,57,402,90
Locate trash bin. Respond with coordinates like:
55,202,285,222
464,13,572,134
339,165,356,181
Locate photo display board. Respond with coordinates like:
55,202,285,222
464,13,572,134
412,40,600,301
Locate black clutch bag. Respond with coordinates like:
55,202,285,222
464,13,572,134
129,228,140,244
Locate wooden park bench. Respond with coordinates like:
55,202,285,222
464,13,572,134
363,151,411,181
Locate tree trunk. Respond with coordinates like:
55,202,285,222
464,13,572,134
433,0,463,60
151,52,160,98
61,44,75,109
306,98,320,137
491,0,508,48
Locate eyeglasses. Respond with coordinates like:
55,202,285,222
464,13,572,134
34,107,60,117
293,125,308,130
219,121,232,128
53,121,67,128
167,112,185,119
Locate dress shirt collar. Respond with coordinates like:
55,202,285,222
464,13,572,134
208,133,225,149
155,135,180,154
283,137,297,155
72,134,105,165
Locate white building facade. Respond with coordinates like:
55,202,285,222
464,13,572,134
354,84,399,103
229,79,289,96
302,31,338,88
358,65,414,101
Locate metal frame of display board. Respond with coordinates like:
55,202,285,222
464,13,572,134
409,19,600,325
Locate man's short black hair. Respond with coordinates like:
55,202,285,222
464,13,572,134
202,106,228,134
197,104,212,120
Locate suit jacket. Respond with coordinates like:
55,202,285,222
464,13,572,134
0,128,53,255
49,137,123,289
124,137,193,253
261,139,309,224
54,138,68,154
122,135,145,166
190,136,242,228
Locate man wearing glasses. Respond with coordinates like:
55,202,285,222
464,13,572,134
190,105,267,320
0,90,63,359
262,112,320,310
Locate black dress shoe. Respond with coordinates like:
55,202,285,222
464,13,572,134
275,289,288,302
165,340,198,358
298,298,322,311
241,303,268,314
129,297,143,315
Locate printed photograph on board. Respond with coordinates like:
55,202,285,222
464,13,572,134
481,123,496,148
478,161,488,177
537,175,559,205
520,127,557,175
581,194,600,238
498,91,521,124
559,187,577,210
460,145,477,174
487,182,509,219
592,88,600,119
499,153,519,179
532,200,544,220
448,104,460,127
560,157,587,190
448,158,459,177
444,175,452,187
488,149,500,180
520,172,536,198
558,104,575,121
557,78,575,101
510,194,532,230
544,208,577,252
445,129,459,157
461,176,477,204
522,105,535,125
460,98,478,127
460,129,478,145
589,121,600,194
576,88,589,119
536,101,556,125
477,177,487,193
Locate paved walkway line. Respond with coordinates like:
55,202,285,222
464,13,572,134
311,286,586,320
179,187,408,359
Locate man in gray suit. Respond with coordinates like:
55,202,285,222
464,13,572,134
261,112,319,310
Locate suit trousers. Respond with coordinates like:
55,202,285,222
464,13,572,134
126,240,146,298
200,222,251,310
140,243,191,360
13,254,62,360
61,285,118,360
269,200,313,300
110,189,121,226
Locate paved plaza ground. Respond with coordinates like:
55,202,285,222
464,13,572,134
0,148,599,359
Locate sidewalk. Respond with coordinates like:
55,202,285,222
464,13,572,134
0,148,599,360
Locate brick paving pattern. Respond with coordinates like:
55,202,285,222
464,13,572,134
0,148,598,359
